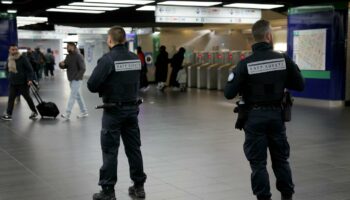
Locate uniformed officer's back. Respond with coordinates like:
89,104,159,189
88,45,141,104
224,20,304,200
88,26,147,200
225,42,304,105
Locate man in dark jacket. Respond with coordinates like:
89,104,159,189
224,20,304,200
59,42,88,120
1,44,38,121
169,47,185,90
44,48,55,78
155,45,169,90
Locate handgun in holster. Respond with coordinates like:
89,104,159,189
282,91,293,122
233,98,249,130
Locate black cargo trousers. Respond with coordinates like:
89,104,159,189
98,105,147,189
243,107,294,200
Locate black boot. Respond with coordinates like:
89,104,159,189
128,184,145,199
92,189,116,200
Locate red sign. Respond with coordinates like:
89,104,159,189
208,54,212,59
229,54,233,60
217,54,222,59
198,54,202,58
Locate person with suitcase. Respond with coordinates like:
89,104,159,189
30,84,60,119
1,44,38,121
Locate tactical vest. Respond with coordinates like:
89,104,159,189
102,49,141,103
243,53,287,105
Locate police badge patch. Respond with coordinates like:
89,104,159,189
228,72,234,82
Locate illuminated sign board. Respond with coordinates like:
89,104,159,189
155,6,261,24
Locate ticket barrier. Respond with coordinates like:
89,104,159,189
197,63,220,89
187,63,209,88
217,64,235,90
207,63,230,90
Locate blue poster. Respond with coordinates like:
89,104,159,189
0,12,17,96
287,4,347,100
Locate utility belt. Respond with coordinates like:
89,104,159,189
95,99,143,109
233,92,293,130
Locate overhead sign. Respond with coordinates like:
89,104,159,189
155,6,261,24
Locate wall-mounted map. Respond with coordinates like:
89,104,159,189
293,29,327,70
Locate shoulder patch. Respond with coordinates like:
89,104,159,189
228,72,235,82
114,60,141,72
247,58,286,75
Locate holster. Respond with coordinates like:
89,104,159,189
234,102,249,130
282,91,293,122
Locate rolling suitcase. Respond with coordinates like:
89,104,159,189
30,85,60,119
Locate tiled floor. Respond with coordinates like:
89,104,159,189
1,71,350,200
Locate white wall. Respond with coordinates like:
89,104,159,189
78,34,109,76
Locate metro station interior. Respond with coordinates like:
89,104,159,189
1,0,350,200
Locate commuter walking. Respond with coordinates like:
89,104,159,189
169,47,185,90
44,48,55,78
137,46,149,92
155,45,169,91
33,47,45,81
224,20,305,200
59,42,88,120
1,44,38,121
88,26,147,200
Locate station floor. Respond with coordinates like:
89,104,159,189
1,71,350,200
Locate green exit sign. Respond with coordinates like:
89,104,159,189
0,71,6,78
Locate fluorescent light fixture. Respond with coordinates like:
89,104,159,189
1,0,13,4
137,6,156,11
224,3,284,9
7,9,17,13
58,5,118,11
17,16,48,21
84,0,154,5
47,8,104,14
16,16,48,27
158,1,222,7
69,2,134,7
17,16,48,23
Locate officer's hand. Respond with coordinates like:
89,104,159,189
27,81,33,86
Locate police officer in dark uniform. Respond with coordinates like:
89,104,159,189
88,26,147,200
224,20,304,200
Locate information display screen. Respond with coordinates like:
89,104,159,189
293,28,327,70
155,6,261,24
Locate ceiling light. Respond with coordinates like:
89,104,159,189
1,0,13,4
84,0,154,5
69,2,134,7
137,6,156,11
58,5,118,11
7,9,17,13
16,16,48,27
47,8,104,14
224,3,284,9
17,16,48,23
158,1,222,7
